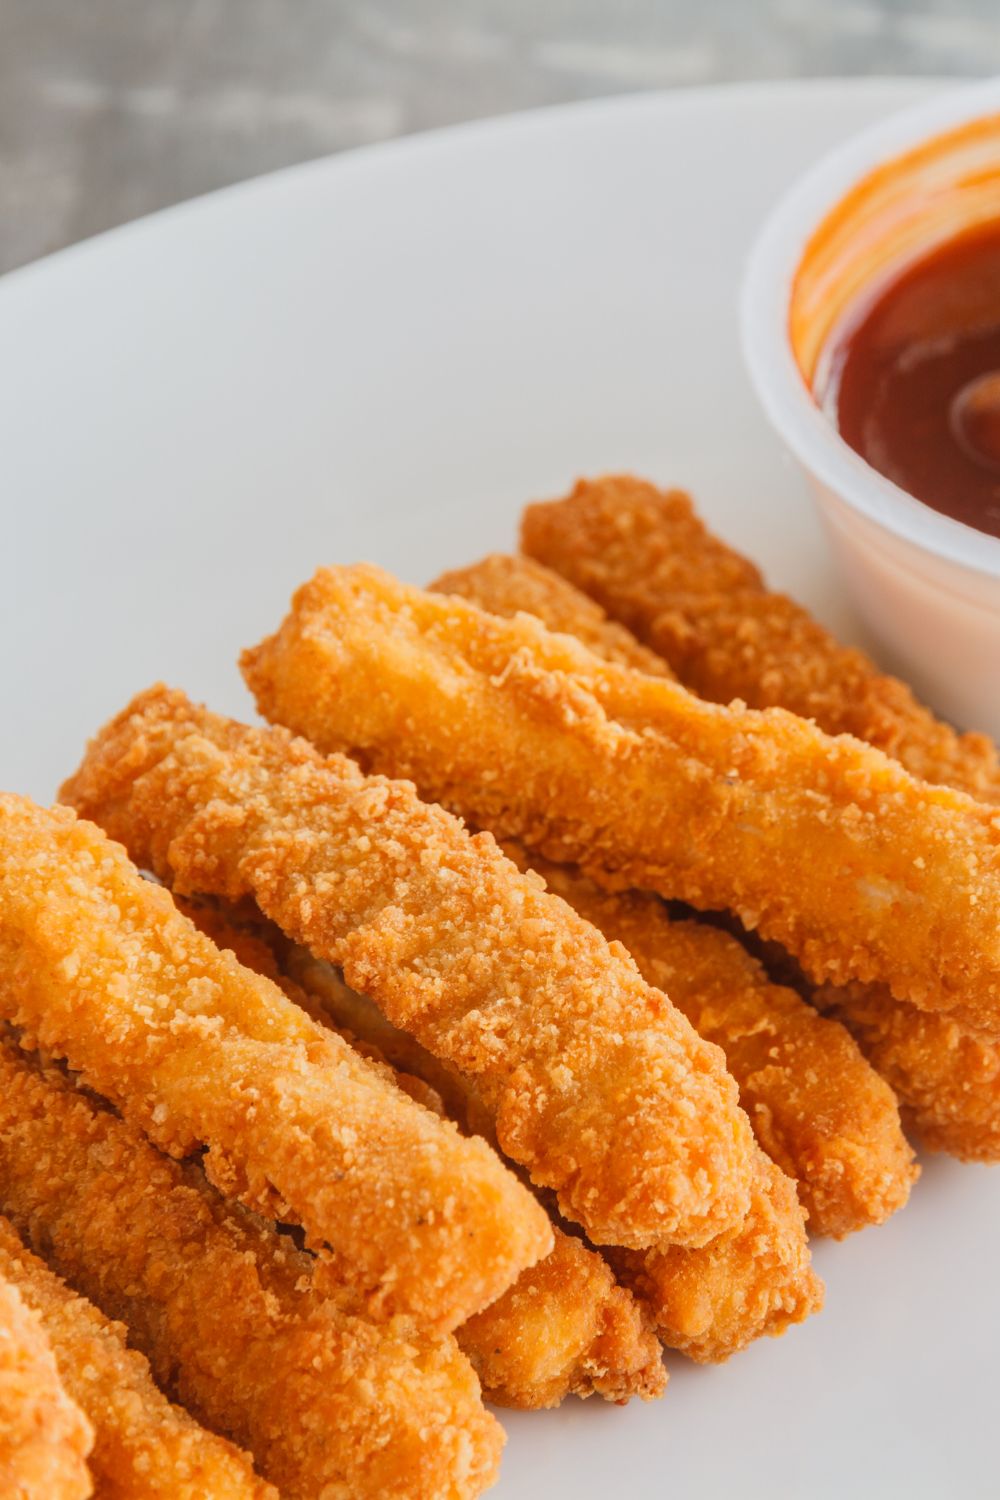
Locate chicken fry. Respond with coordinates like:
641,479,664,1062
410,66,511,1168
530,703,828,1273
521,474,1000,802
281,950,820,1364
280,943,491,1137
0,1212,270,1499
517,483,1000,1160
0,795,550,1331
0,1039,505,1500
0,1261,93,1500
62,686,756,1253
458,1225,665,1408
611,1152,823,1363
176,894,448,1117
239,564,1000,1029
428,557,917,1234
812,980,1000,1162
431,553,675,678
135,877,659,1413
279,950,666,1406
502,852,917,1237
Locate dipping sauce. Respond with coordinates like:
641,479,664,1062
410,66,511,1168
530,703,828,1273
832,218,1000,538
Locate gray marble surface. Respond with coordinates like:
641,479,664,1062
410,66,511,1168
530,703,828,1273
0,0,995,274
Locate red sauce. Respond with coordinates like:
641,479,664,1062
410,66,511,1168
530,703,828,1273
833,219,1000,538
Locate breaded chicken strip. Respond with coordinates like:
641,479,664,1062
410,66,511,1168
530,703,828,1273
813,981,1000,1162
63,687,755,1253
148,880,628,1430
0,1040,505,1500
522,475,1000,802
501,853,917,1237
458,1224,665,1408
176,894,448,1117
518,484,1000,1160
0,1213,270,1499
239,564,1000,1029
431,553,675,678
611,1152,823,1363
282,951,821,1365
280,952,666,1407
0,796,549,1331
0,1262,93,1500
425,557,917,1234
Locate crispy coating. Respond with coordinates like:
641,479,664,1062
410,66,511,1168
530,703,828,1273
522,474,1000,801
0,1040,505,1500
283,946,490,1137
170,894,291,985
813,981,1000,1162
504,852,917,1237
611,1152,823,1363
281,951,666,1407
0,1261,93,1500
240,564,1000,1029
63,687,755,1253
0,1213,269,1499
176,894,448,1116
434,554,918,1234
458,1225,665,1409
431,553,675,678
0,796,548,1331
282,955,818,1372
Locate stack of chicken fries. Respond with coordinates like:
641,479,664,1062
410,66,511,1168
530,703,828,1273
3,473,999,1498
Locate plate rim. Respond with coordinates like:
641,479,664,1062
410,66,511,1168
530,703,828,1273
0,74,946,304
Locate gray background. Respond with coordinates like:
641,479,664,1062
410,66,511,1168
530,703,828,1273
0,0,994,275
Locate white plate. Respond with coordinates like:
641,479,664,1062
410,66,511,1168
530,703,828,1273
1,78,994,1500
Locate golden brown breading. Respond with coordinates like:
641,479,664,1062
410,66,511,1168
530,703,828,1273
169,893,290,984
62,686,756,1254
281,946,492,1139
0,795,550,1331
521,474,1000,802
501,851,917,1237
430,558,918,1235
279,950,666,1407
0,1040,505,1500
239,563,1000,1030
813,981,1000,1162
518,480,1000,1162
458,1225,665,1409
431,553,675,678
611,1152,823,1363
0,1213,270,1499
0,1261,93,1500
176,894,448,1116
281,948,818,1366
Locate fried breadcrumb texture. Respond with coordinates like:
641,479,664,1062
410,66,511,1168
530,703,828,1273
521,474,1000,803
0,1258,93,1500
0,1211,270,1499
431,553,675,679
611,1152,824,1363
282,954,818,1372
175,894,448,1117
502,850,917,1238
280,947,497,1148
280,951,666,1408
458,1224,665,1409
240,563,1000,1030
63,686,755,1254
433,559,918,1235
0,1039,505,1500
813,980,1000,1162
0,795,548,1332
